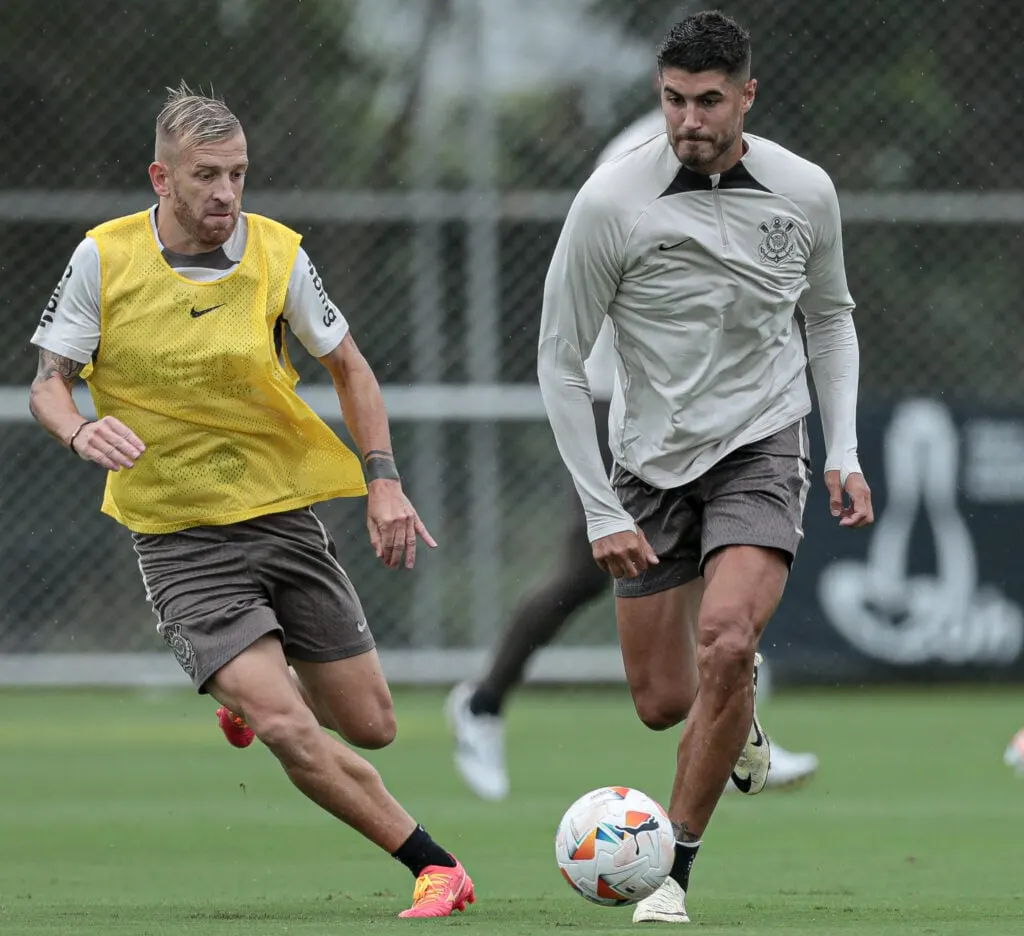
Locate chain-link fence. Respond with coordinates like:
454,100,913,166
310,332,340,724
1,0,1022,670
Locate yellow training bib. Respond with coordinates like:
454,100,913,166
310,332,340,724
84,210,366,533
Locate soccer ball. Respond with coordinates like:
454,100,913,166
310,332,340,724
555,786,675,906
1004,727,1024,775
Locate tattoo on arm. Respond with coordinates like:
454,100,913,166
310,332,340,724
363,449,401,483
29,350,87,444
33,349,85,386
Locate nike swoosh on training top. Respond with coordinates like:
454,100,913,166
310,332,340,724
657,239,693,251
190,304,225,318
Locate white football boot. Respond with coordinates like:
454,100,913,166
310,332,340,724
445,682,509,801
729,652,771,794
632,875,689,924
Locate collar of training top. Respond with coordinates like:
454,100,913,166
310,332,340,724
659,141,770,197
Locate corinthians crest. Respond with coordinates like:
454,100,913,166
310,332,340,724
757,216,796,264
163,622,197,678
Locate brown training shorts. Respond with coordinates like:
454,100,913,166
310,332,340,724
612,420,811,598
133,506,375,691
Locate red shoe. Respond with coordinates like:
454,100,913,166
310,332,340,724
397,858,475,918
216,706,255,748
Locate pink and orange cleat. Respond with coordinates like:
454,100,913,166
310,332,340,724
216,706,255,748
398,859,475,918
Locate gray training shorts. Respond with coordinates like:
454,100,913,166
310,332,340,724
612,420,811,598
133,506,375,692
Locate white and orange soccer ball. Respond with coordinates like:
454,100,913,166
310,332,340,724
1004,727,1024,776
555,786,675,906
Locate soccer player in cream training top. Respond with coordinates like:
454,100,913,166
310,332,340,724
537,12,873,924
28,82,474,920
447,91,820,805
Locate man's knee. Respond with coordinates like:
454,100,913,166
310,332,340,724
697,606,758,683
315,689,398,750
246,703,323,766
631,681,697,731
343,706,398,750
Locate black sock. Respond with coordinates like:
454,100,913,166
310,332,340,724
391,825,457,877
468,685,503,717
669,840,701,892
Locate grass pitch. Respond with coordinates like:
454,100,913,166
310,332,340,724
1,685,1022,935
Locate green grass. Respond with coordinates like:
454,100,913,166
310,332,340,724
0,685,1022,934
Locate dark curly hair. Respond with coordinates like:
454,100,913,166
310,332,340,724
656,10,751,81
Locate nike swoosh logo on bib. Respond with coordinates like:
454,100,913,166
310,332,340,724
190,304,225,318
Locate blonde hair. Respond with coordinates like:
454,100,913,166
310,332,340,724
155,81,241,159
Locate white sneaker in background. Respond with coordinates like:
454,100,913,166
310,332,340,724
762,745,819,790
632,875,690,924
445,682,510,801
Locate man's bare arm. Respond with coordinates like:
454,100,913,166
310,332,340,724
320,333,400,481
320,332,436,568
29,348,145,469
29,349,89,447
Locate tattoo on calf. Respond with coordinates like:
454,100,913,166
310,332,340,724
672,819,699,844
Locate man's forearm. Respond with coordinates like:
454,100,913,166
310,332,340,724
332,362,399,480
29,351,89,448
538,336,634,541
805,309,861,480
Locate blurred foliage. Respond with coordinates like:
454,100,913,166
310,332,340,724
0,0,1021,399
589,0,1024,190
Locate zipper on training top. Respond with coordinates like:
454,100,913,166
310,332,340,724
711,174,729,250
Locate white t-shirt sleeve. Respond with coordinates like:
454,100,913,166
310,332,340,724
538,178,636,541
30,238,102,365
800,175,862,481
283,247,350,358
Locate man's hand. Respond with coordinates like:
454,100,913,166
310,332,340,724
72,416,146,471
366,479,437,569
591,528,659,579
824,470,874,528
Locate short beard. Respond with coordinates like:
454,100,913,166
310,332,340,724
678,129,738,170
171,191,233,251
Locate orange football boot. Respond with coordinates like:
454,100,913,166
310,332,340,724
398,858,475,918
216,706,255,748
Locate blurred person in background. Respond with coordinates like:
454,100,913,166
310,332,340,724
535,11,872,923
447,37,818,808
27,82,474,920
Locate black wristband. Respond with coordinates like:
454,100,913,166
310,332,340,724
68,419,93,454
364,450,400,483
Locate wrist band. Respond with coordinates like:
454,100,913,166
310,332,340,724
68,419,93,454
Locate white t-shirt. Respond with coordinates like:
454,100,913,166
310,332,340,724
539,131,861,540
31,208,349,364
583,110,669,402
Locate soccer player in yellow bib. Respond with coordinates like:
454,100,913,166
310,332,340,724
28,83,474,920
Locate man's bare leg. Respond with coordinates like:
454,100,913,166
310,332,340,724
668,546,788,839
616,578,702,730
207,635,474,917
207,636,417,850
